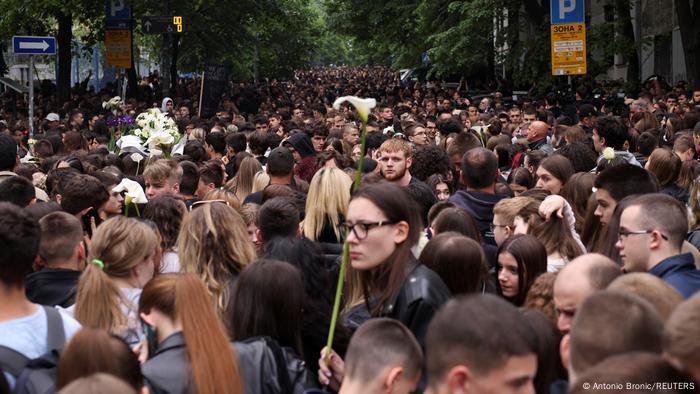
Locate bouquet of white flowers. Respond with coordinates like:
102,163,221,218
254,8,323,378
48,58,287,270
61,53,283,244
102,96,123,113
131,108,181,157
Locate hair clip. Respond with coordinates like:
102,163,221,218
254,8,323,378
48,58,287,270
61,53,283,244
91,259,105,269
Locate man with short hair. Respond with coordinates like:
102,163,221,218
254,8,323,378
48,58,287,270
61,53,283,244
616,193,700,298
377,139,418,187
342,124,360,147
562,290,664,384
426,294,537,394
673,134,696,162
0,175,35,207
26,212,86,307
257,197,300,246
592,115,641,167
336,319,422,394
204,132,226,161
593,164,657,225
0,203,81,389
224,133,247,178
553,253,621,334
243,147,295,205
577,103,596,134
508,107,522,127
448,147,506,246
143,159,183,200
60,174,109,222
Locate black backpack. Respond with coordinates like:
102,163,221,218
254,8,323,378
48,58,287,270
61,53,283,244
0,306,65,394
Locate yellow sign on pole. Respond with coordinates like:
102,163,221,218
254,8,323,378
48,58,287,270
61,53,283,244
550,22,586,75
105,30,132,69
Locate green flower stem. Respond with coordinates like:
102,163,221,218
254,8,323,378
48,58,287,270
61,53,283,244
135,160,141,176
324,118,368,368
134,203,140,217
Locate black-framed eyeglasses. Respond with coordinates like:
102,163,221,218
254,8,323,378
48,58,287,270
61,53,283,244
339,220,398,241
617,229,668,241
189,199,230,212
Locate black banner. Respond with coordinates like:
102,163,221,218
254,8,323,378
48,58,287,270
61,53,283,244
200,64,230,119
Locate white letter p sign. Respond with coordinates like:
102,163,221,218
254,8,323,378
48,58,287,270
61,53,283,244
559,0,576,20
110,0,125,17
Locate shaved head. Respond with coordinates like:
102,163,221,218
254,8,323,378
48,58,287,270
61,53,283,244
527,121,549,141
554,253,621,334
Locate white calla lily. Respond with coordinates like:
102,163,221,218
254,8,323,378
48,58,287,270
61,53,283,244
113,178,148,204
332,96,376,122
145,130,175,147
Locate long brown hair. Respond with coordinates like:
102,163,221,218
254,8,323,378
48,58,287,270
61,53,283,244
178,202,256,313
74,216,157,334
57,328,142,391
527,213,584,261
139,274,243,394
351,182,422,316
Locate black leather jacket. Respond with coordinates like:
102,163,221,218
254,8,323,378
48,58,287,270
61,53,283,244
342,261,451,347
143,333,312,394
382,261,452,347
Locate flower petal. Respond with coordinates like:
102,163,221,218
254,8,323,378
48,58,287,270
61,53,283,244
332,96,377,122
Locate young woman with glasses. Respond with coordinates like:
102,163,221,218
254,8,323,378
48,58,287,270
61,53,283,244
339,181,451,346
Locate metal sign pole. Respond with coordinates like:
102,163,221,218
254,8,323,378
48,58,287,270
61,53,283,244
28,55,34,138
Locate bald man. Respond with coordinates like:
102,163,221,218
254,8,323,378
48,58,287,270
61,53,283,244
526,121,553,154
553,253,621,334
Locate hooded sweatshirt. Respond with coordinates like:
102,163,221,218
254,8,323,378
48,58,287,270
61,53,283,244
161,97,174,113
25,268,81,308
285,133,317,183
448,191,507,246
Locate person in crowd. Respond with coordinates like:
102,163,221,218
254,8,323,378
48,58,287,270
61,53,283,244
448,147,506,246
341,182,451,345
592,115,642,167
506,167,535,196
143,194,187,273
178,201,256,313
617,193,700,298
425,174,452,201
377,139,420,187
323,318,423,394
0,175,35,207
26,212,86,307
534,155,574,195
593,163,658,226
57,328,143,392
0,203,82,391
226,156,262,203
664,293,700,382
645,147,688,203
424,294,538,394
562,290,664,386
302,167,351,244
138,273,243,394
144,159,183,200
497,234,547,306
243,147,296,205
552,253,620,335
608,273,683,321
228,261,310,392
419,232,489,295
73,216,158,346
284,132,317,183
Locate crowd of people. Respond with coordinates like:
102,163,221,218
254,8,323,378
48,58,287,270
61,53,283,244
0,66,700,393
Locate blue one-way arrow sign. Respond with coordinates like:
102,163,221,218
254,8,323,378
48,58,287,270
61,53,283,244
12,36,57,55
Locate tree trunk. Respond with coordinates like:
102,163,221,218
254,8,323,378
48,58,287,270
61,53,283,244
675,0,700,89
505,0,521,82
56,12,72,104
616,0,640,93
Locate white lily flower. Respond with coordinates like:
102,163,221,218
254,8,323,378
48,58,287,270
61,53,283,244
117,135,146,152
146,130,175,147
112,178,148,204
333,96,376,123
130,152,144,163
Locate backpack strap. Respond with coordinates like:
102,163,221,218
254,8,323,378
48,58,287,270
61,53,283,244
43,306,65,352
0,346,31,377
